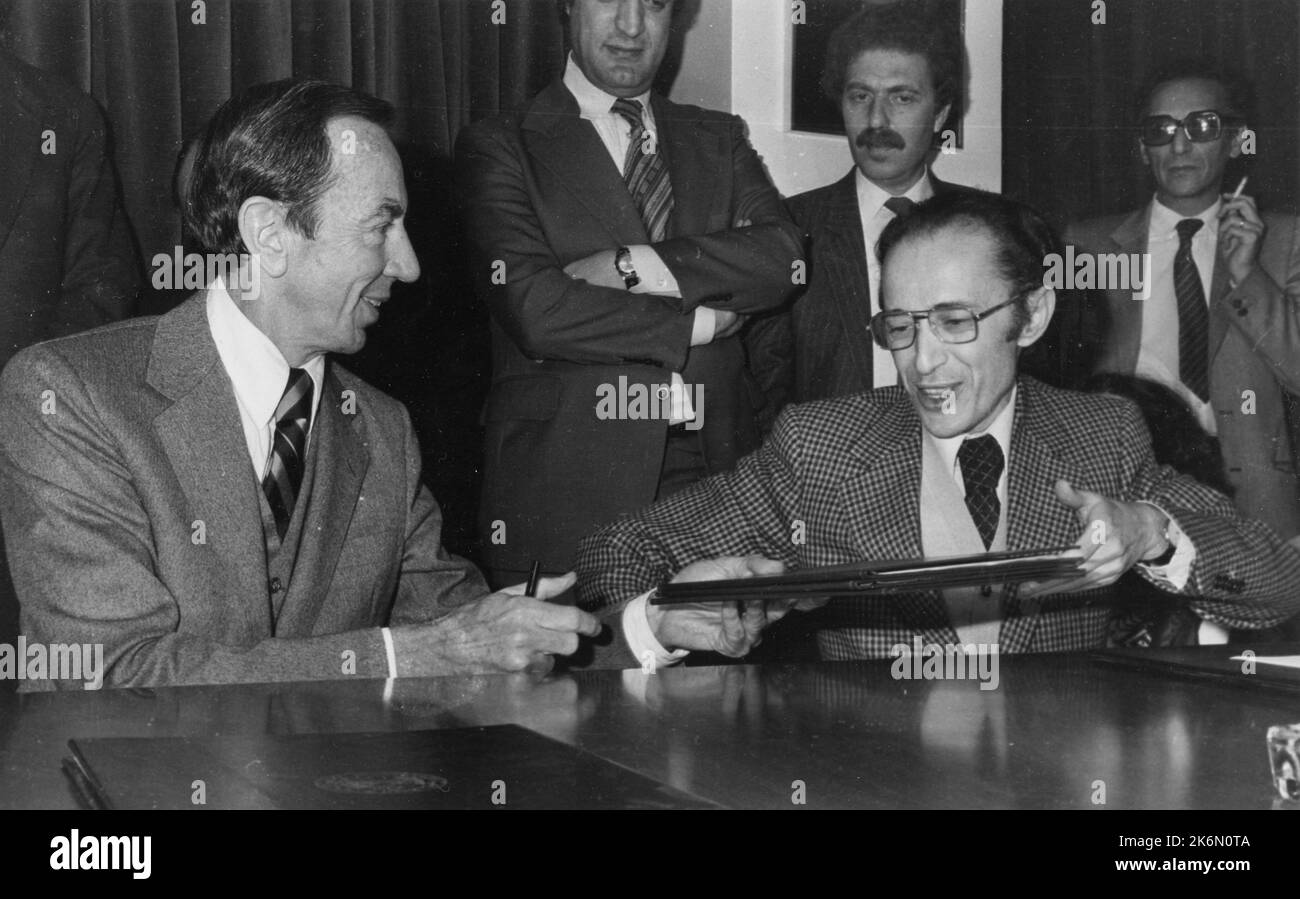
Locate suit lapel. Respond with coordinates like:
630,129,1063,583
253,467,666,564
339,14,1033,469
1097,208,1150,374
834,394,948,628
652,95,718,238
0,59,40,252
147,295,272,633
822,171,876,389
1001,380,1077,652
523,80,649,244
275,365,370,635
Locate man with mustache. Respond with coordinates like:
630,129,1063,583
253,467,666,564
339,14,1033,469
576,191,1300,665
748,1,971,418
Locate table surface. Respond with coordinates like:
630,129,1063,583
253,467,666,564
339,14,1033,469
4,646,1300,809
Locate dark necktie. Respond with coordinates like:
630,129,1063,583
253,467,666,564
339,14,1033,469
884,196,916,220
957,435,1004,551
1174,218,1210,402
612,98,674,242
262,368,313,540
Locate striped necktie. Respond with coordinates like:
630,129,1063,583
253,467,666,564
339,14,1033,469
958,435,1004,551
262,368,313,540
1174,218,1210,402
612,98,674,242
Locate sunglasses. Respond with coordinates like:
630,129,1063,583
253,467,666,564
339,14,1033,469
869,297,1020,351
1139,110,1244,147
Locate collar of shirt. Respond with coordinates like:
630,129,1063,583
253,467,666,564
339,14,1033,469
563,53,656,135
206,276,326,445
1149,195,1221,243
856,167,934,224
924,384,1017,497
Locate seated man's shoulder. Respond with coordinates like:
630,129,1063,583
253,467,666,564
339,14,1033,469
1023,378,1144,439
1,314,159,395
328,362,410,425
774,386,910,445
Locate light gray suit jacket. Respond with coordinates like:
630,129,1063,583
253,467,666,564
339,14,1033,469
0,294,488,689
1065,207,1300,539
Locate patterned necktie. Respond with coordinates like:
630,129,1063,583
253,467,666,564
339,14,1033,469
1174,218,1210,402
612,98,674,242
262,368,313,540
884,196,916,220
957,435,1004,551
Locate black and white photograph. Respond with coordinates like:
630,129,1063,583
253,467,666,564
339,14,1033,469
0,0,1297,870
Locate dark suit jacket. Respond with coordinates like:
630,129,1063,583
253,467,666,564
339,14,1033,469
0,50,139,370
746,169,971,423
577,377,1300,661
1065,207,1300,539
0,294,489,689
455,79,802,576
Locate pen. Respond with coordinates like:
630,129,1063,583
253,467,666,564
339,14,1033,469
525,561,541,598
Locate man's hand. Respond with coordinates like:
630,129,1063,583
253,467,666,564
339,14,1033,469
391,572,601,676
1020,479,1169,598
563,250,624,290
1219,192,1265,286
710,308,748,340
645,555,789,657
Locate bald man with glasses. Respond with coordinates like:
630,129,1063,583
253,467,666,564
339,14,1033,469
574,190,1300,665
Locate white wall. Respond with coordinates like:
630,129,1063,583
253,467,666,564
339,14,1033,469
727,0,1004,197
667,0,733,111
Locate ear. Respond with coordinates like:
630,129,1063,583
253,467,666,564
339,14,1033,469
932,102,952,134
1228,122,1246,159
237,196,290,279
1016,286,1055,348
1138,139,1151,168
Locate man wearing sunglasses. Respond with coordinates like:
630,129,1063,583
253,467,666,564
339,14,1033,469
574,190,1300,664
1065,62,1300,569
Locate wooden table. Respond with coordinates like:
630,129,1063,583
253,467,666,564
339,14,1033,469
3,647,1298,809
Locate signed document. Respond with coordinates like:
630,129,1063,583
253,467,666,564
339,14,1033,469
650,547,1085,605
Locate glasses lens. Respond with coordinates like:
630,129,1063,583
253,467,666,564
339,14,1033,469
875,313,916,349
1140,116,1176,146
932,306,978,343
1186,111,1221,142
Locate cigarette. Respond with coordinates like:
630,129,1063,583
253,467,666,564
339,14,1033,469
1231,176,1248,199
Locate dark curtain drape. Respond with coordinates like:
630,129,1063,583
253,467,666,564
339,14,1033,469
1003,0,1300,230
0,0,568,559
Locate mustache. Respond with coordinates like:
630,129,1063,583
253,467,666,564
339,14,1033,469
855,127,907,151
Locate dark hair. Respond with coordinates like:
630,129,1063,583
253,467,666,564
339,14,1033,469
184,79,394,256
1136,59,1254,123
557,0,685,29
820,0,962,114
877,190,1062,336
1085,373,1233,496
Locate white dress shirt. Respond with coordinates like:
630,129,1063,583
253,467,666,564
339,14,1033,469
205,278,324,477
1139,197,1220,435
858,169,934,388
563,55,712,424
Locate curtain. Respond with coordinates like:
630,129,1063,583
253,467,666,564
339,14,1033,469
1003,0,1300,231
0,0,567,558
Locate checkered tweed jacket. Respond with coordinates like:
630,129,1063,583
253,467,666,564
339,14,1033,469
576,377,1300,660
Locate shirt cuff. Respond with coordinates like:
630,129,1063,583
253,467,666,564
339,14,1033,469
627,245,681,296
621,592,690,671
691,306,717,347
381,626,398,678
1136,503,1195,591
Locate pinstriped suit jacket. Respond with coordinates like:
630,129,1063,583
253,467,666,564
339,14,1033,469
576,377,1300,660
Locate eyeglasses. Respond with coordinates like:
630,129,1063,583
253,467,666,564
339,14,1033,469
1139,110,1243,147
870,297,1020,351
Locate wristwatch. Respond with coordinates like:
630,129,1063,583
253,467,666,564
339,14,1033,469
614,246,640,290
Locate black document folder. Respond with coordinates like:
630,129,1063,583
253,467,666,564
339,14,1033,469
651,546,1084,605
64,725,721,810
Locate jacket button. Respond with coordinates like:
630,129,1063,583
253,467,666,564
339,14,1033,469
269,577,283,593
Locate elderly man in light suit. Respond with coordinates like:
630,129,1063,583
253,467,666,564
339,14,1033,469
0,80,602,689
